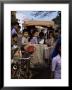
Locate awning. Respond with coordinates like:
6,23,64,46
23,20,55,28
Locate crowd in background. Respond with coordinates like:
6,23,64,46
11,22,61,46
11,21,61,79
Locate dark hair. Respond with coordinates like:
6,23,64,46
12,34,18,38
32,30,38,35
39,32,44,38
48,31,54,39
13,22,19,26
28,30,38,42
23,29,28,33
18,25,21,29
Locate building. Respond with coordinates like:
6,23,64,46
22,20,58,30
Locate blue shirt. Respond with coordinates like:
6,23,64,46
11,28,17,35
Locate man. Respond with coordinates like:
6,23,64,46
11,22,19,36
51,39,61,79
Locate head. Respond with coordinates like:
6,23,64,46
14,22,19,30
32,30,39,37
23,29,29,38
39,32,44,39
12,34,18,42
48,31,54,39
17,25,21,33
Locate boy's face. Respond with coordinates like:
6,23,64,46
24,32,29,37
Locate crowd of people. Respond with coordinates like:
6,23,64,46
11,21,61,79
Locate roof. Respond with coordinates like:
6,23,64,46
23,20,55,28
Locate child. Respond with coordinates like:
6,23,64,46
22,29,29,45
29,30,39,44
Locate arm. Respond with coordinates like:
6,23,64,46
51,57,57,79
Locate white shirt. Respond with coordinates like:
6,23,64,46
52,54,61,79
39,39,44,44
22,37,29,45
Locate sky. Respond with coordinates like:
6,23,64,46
16,11,58,30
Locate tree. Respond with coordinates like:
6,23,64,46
11,11,19,27
52,11,61,28
31,11,57,18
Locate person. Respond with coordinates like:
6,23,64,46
11,34,19,59
45,32,54,47
38,30,45,44
11,22,19,36
51,39,61,79
21,29,29,45
11,34,18,46
17,25,21,34
17,31,22,46
50,30,61,60
29,30,39,44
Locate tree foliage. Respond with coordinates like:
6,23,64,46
52,11,61,27
31,11,57,18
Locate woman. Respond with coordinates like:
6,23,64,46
51,40,61,79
